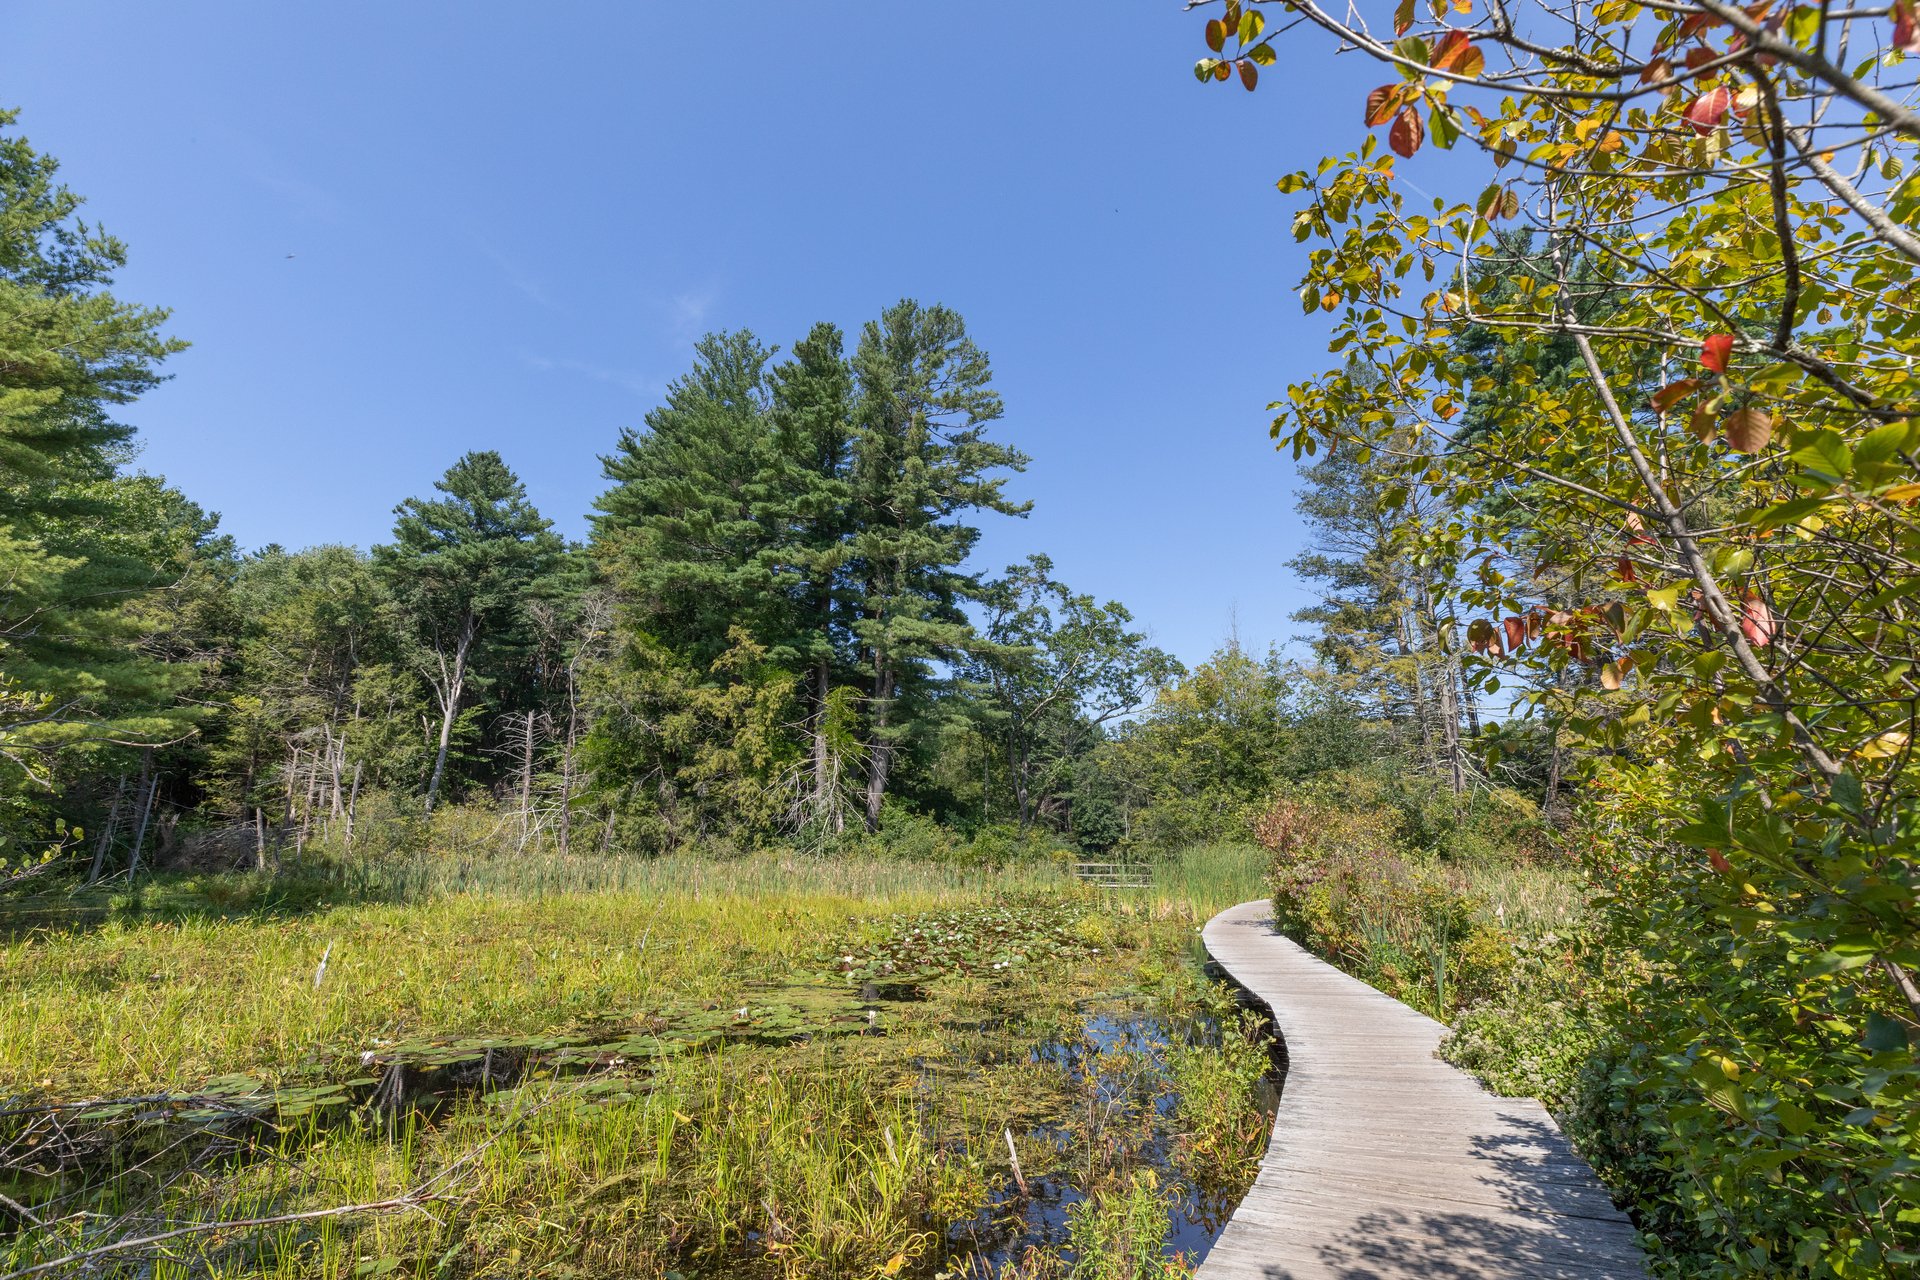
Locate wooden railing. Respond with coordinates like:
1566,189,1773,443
1071,860,1150,889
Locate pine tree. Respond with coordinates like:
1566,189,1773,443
766,322,859,831
847,300,1028,830
373,451,564,811
592,331,784,668
0,109,194,858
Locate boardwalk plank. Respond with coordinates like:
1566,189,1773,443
1196,900,1647,1280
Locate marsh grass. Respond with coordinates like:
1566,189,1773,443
1449,861,1590,937
1145,844,1267,920
2,853,1272,1280
0,857,1074,1099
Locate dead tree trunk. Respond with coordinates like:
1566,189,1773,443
88,776,127,885
126,769,160,881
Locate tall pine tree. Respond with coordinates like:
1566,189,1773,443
0,109,195,859
374,451,564,811
848,300,1027,830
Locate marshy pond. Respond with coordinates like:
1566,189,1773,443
2,896,1282,1279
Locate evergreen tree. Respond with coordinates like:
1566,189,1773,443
592,331,784,668
0,109,194,861
766,322,859,832
847,300,1027,830
374,451,564,811
1290,433,1475,792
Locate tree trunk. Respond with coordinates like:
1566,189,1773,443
863,663,895,834
346,763,363,848
88,776,126,885
254,807,269,872
519,709,537,847
329,729,346,819
424,621,475,814
1012,739,1033,831
809,657,836,829
127,768,159,881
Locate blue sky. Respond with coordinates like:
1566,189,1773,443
7,2,1376,669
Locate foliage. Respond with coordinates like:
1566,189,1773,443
374,450,565,811
1088,643,1296,851
1195,0,1920,1267
1064,1171,1193,1280
969,554,1179,832
0,108,195,849
1441,930,1609,1112
1258,779,1516,1016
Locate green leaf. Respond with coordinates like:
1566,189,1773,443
1853,420,1915,476
1863,1013,1910,1054
1773,1100,1815,1136
1752,495,1832,529
1788,428,1852,485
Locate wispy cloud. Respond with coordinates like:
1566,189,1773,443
472,237,562,312
517,350,659,398
217,125,346,225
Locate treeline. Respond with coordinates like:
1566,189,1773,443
2,115,1431,877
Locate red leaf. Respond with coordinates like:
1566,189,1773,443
1213,59,1233,81
1364,84,1399,127
1239,59,1258,91
1722,406,1774,453
1701,332,1734,373
1624,512,1656,546
1205,18,1228,52
1431,31,1485,77
1650,378,1702,413
1502,616,1527,651
1708,848,1732,874
1897,1,1920,52
1389,105,1425,158
1678,11,1720,41
1741,591,1776,647
1617,554,1639,584
1685,86,1732,135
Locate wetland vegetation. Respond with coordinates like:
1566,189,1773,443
2,853,1277,1278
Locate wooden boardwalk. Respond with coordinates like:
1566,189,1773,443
1196,900,1648,1280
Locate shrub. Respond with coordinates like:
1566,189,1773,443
1440,931,1607,1112
1258,789,1513,1017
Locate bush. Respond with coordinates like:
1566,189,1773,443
1260,800,1510,1017
1440,931,1607,1112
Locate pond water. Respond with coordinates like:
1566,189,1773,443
934,979,1286,1274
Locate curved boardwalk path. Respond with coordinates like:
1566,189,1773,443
1198,900,1648,1280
